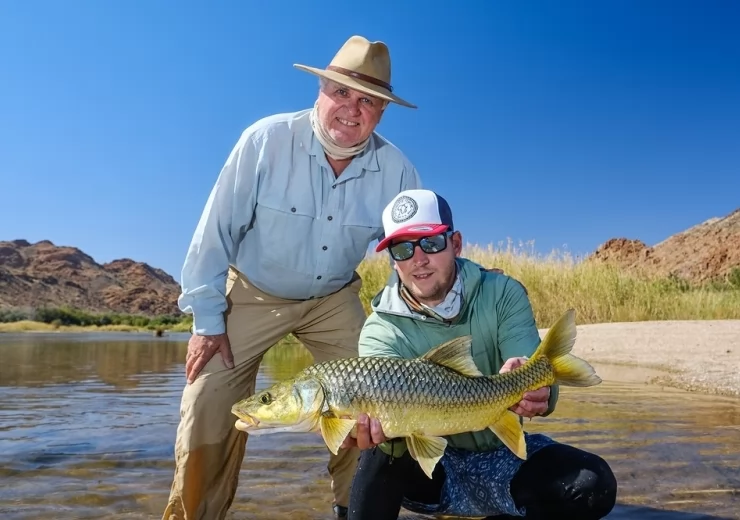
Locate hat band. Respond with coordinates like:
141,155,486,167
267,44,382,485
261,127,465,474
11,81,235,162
327,66,393,92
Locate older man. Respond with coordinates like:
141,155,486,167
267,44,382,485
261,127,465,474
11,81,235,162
344,189,618,520
162,36,420,520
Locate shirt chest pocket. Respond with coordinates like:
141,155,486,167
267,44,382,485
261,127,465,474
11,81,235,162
253,188,317,266
256,186,317,218
340,199,384,253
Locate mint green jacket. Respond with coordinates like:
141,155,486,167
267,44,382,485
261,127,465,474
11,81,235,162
358,257,559,454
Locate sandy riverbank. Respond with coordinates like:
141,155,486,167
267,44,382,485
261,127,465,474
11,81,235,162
540,319,740,398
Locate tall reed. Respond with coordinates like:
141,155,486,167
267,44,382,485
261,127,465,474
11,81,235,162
356,240,740,327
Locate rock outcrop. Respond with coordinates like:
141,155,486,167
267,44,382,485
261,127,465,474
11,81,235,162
0,239,181,315
587,208,740,283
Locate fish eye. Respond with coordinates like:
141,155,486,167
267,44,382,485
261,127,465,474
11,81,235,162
259,392,272,405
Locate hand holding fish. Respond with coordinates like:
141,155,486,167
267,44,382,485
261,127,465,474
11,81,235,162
340,413,387,450
499,357,550,418
185,333,234,384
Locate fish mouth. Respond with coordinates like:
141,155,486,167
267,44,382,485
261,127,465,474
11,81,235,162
234,417,258,432
234,414,260,432
230,409,318,435
231,407,260,432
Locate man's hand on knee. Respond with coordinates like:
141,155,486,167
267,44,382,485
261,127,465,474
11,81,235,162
185,333,234,384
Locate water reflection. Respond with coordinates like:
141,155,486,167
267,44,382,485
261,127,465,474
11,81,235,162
0,332,190,388
0,334,737,519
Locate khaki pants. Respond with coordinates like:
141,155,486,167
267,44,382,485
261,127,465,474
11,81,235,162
162,268,366,520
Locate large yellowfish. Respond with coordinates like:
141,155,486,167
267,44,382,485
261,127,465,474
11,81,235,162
231,309,600,478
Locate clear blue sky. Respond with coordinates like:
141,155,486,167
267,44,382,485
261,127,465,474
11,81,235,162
1,1,739,280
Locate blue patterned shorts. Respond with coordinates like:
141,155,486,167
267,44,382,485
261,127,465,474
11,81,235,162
401,433,557,517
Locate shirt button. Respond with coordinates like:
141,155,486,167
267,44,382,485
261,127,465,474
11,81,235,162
322,246,328,251
327,216,333,221
316,275,322,280
332,185,336,189
291,207,296,213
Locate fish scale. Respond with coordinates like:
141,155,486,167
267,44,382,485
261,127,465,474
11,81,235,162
302,355,557,439
231,309,602,479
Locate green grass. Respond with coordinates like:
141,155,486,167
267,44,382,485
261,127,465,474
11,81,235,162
2,241,738,334
0,306,192,333
357,241,740,327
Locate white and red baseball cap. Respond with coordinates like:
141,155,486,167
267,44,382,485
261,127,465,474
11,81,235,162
375,189,455,252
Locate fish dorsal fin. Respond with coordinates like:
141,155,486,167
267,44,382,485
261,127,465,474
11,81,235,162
420,336,483,377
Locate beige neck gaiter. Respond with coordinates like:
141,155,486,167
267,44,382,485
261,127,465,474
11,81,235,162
309,102,371,160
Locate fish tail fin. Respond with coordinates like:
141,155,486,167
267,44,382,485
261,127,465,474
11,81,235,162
535,309,602,387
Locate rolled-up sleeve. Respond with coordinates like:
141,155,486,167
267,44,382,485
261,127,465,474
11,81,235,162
178,132,260,335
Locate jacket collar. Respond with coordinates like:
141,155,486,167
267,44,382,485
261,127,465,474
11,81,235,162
371,258,484,323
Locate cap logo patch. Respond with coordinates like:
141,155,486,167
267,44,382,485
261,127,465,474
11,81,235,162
391,196,418,223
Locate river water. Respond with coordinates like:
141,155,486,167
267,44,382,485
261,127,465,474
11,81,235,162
0,332,738,520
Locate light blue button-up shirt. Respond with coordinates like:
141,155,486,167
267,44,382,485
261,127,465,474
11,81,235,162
178,109,422,335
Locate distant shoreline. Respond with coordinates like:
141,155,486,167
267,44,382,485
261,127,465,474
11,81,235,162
3,318,738,399
0,320,191,334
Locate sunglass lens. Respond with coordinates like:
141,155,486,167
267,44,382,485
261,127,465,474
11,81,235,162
420,234,447,253
389,242,414,261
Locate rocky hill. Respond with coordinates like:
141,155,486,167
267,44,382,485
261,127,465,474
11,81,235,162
0,239,182,315
588,208,740,283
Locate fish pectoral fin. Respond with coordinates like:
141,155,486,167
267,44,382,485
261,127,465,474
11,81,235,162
406,434,448,479
421,336,484,377
320,417,356,455
488,410,527,460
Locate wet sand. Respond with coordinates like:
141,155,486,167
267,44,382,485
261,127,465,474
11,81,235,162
540,319,740,397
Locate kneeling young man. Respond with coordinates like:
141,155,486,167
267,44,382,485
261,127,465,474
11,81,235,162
344,189,617,520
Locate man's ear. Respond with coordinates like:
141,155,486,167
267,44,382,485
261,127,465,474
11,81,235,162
452,231,463,256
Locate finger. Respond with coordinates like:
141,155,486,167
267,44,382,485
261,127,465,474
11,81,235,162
499,357,526,374
499,359,517,374
219,342,235,369
355,414,372,450
185,351,196,381
369,418,386,444
523,388,550,402
188,355,208,384
185,340,196,377
516,399,547,417
517,399,534,413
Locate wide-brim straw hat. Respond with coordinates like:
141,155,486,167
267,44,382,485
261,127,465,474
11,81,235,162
294,35,416,109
